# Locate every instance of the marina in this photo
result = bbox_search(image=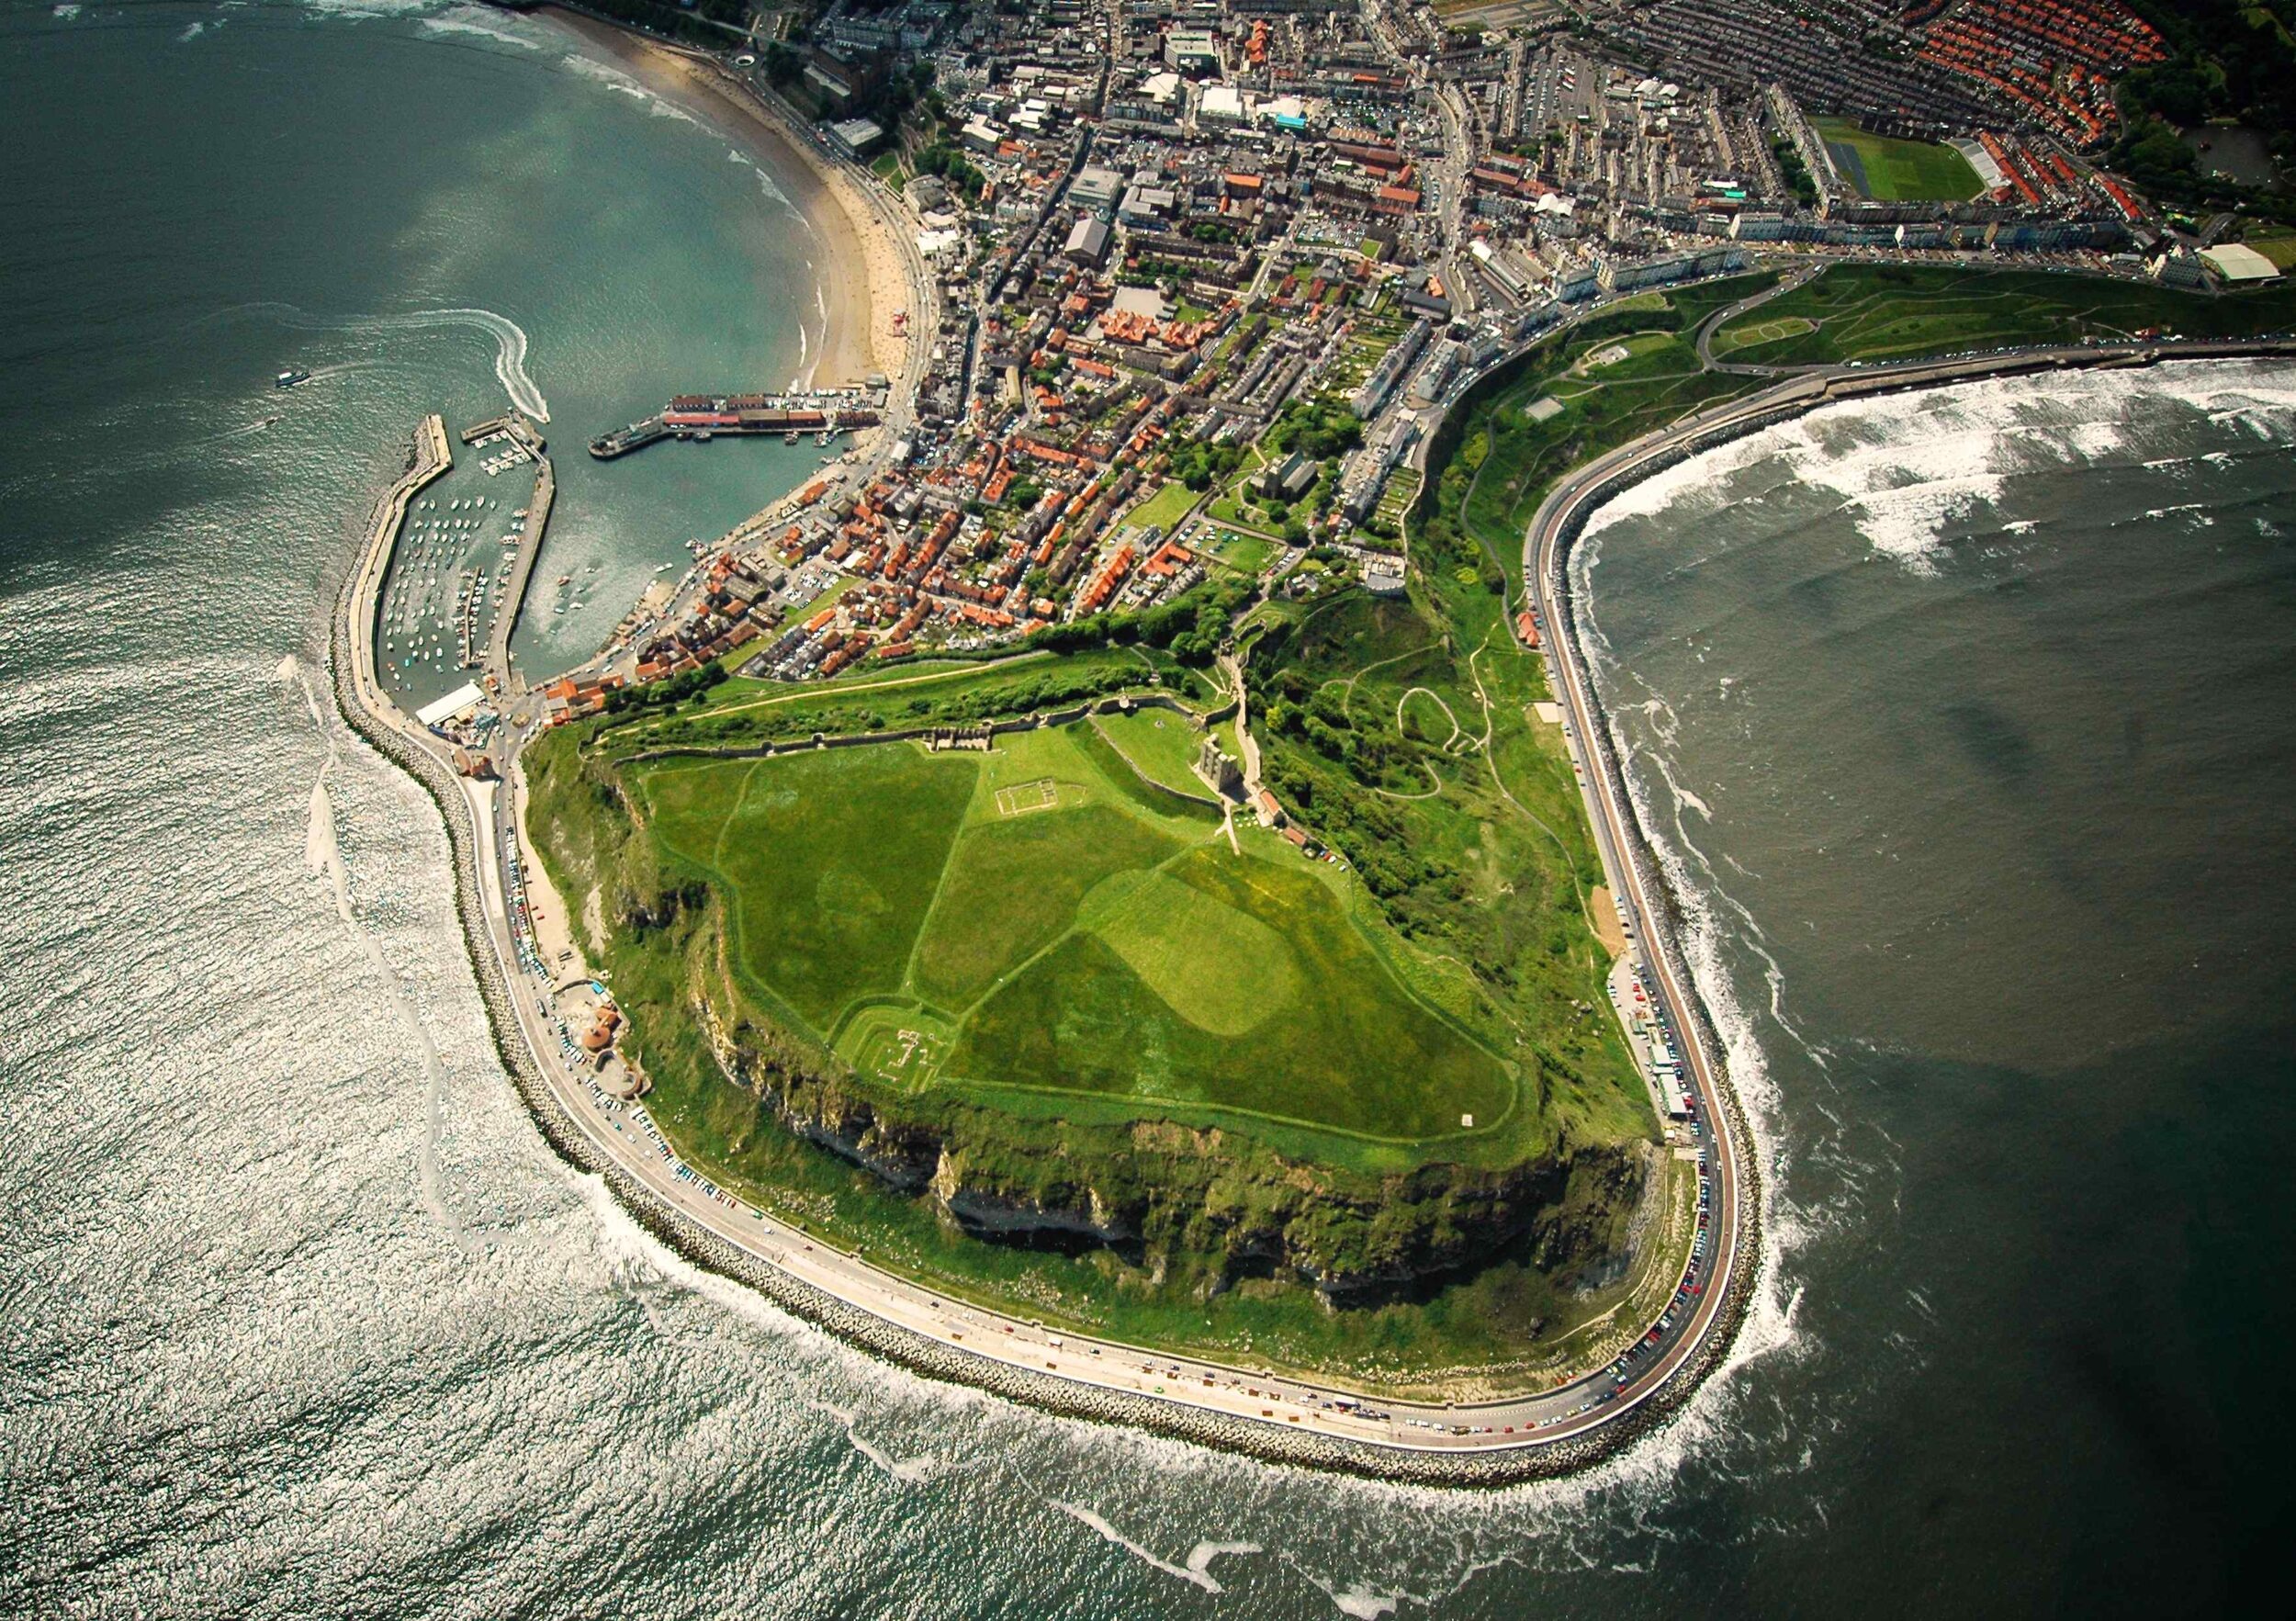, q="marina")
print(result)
[372,412,554,715]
